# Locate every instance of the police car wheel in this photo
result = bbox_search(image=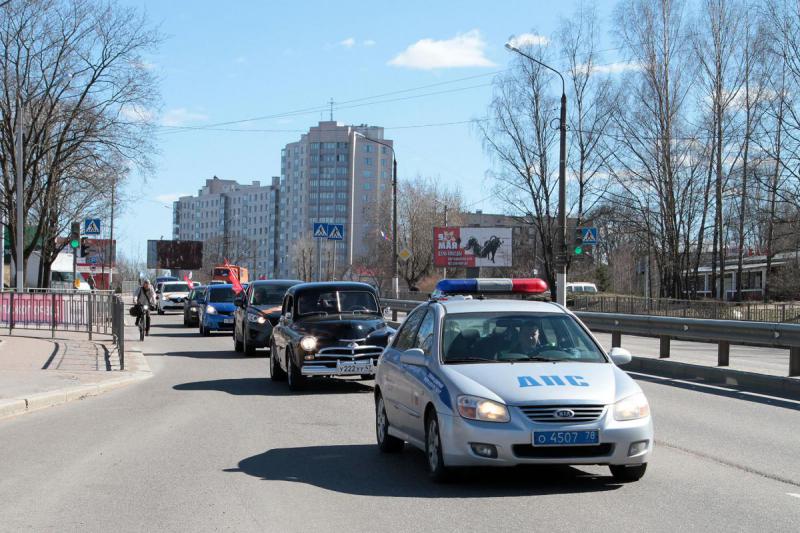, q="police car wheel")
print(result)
[375,394,403,453]
[425,413,450,482]
[270,341,286,381]
[610,463,647,482]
